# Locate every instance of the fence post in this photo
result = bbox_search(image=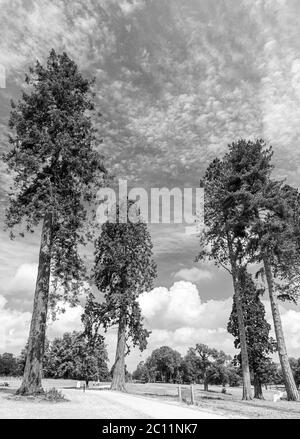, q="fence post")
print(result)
[190,384,195,405]
[178,385,182,402]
